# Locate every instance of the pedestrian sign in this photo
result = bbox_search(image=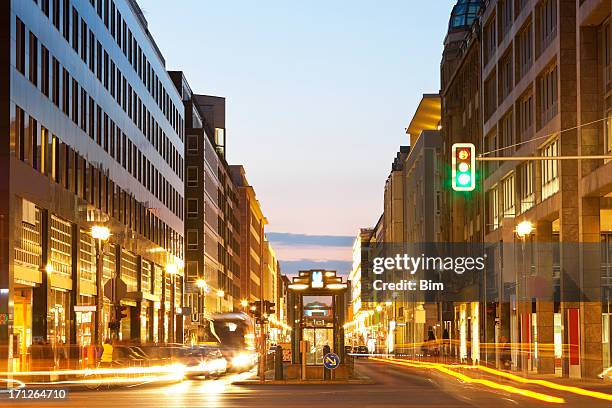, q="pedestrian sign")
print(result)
[323,353,340,369]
